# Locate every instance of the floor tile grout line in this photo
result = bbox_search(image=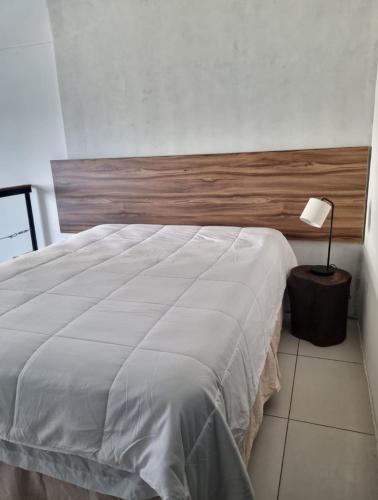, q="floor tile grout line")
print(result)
[264,411,288,419]
[276,405,289,499]
[263,413,375,437]
[276,332,299,499]
[259,413,374,437]
[273,320,371,498]
[288,418,375,437]
[277,350,298,356]
[295,353,363,365]
[263,414,288,421]
[278,350,363,365]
